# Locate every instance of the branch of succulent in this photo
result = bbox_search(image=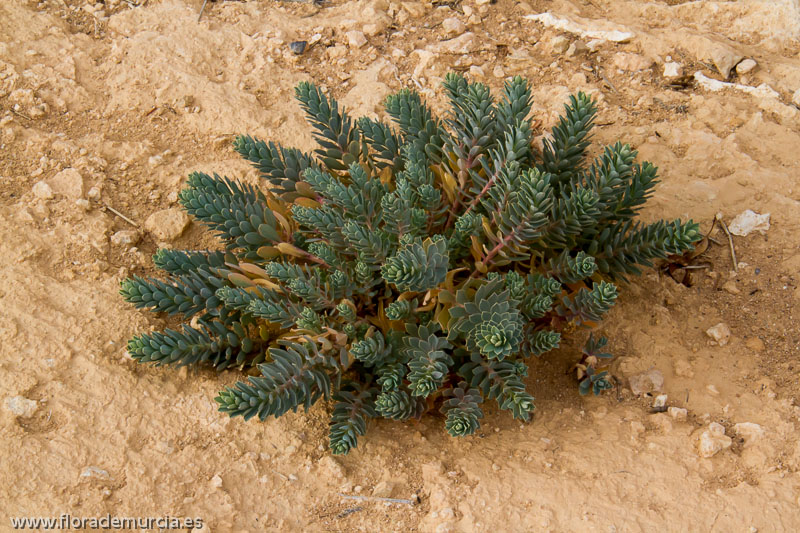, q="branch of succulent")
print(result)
[120,73,701,454]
